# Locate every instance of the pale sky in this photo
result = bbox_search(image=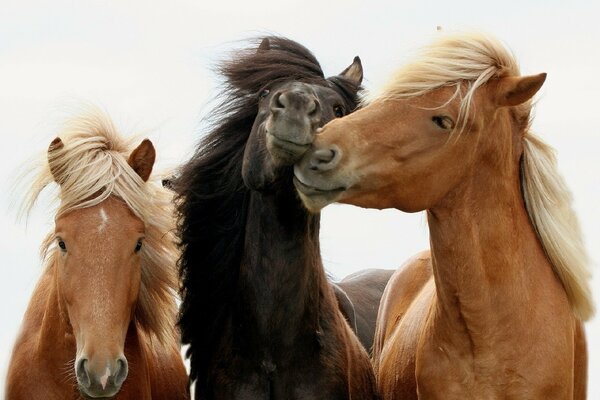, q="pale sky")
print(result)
[1,0,599,397]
